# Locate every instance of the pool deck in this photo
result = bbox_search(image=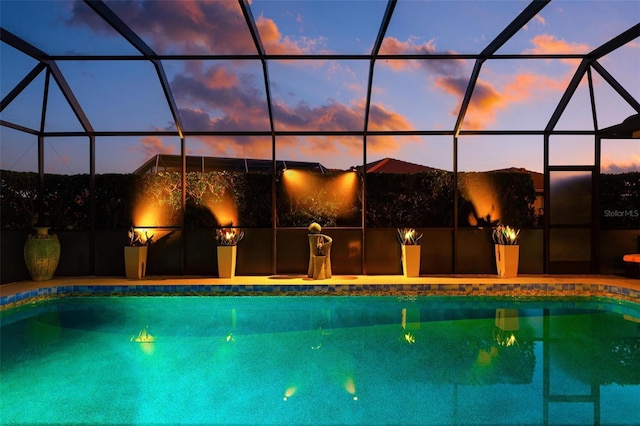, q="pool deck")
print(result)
[1,274,639,309]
